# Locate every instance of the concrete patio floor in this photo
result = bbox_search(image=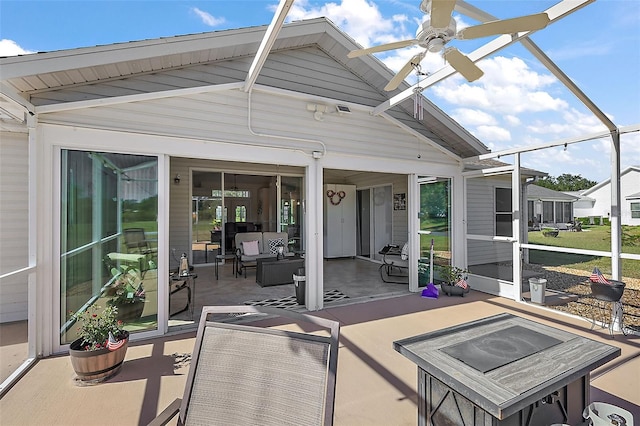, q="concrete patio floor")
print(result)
[1,288,638,425]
